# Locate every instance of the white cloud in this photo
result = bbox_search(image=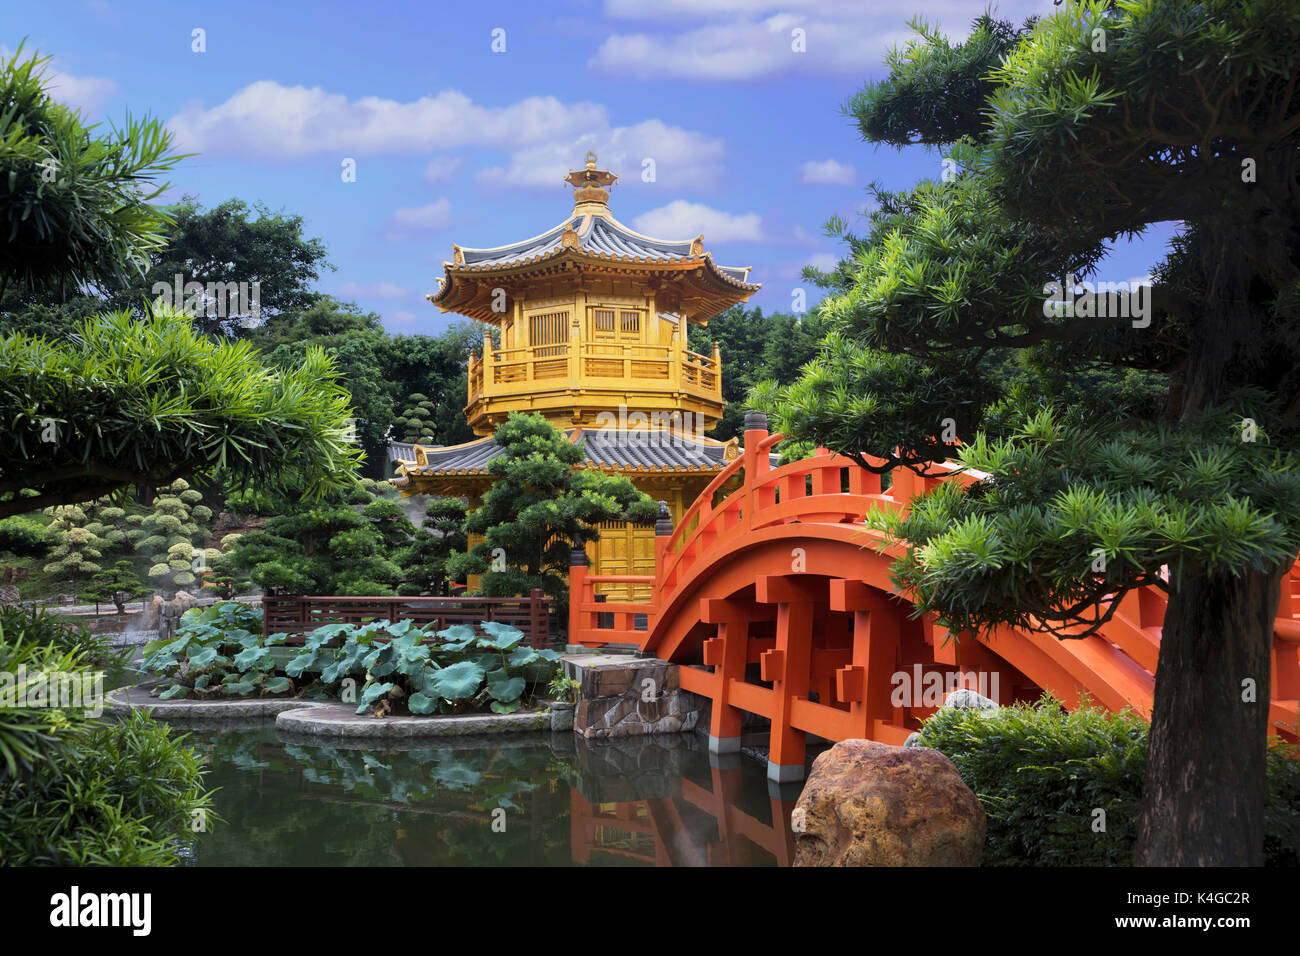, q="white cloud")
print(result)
[167,82,606,158]
[633,200,763,242]
[339,281,409,299]
[390,310,418,327]
[422,156,462,182]
[801,158,854,185]
[475,118,724,191]
[387,199,453,234]
[591,0,1053,80]
[165,81,726,189]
